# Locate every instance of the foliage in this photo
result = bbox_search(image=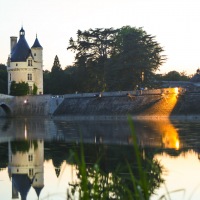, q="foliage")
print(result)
[10,81,29,96]
[67,28,118,92]
[67,118,164,200]
[48,55,71,94]
[32,83,38,95]
[105,26,166,90]
[161,70,190,81]
[67,26,166,92]
[0,64,8,94]
[42,27,192,95]
[11,140,38,154]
